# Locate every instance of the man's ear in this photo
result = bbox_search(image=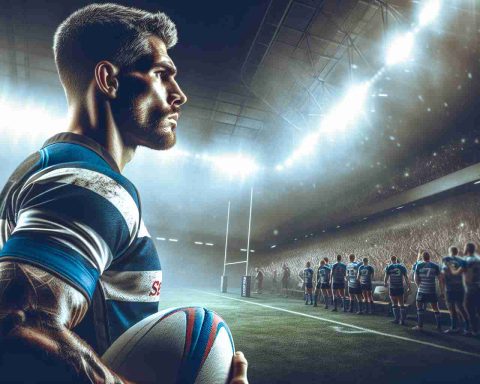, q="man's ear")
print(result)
[94,61,119,99]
